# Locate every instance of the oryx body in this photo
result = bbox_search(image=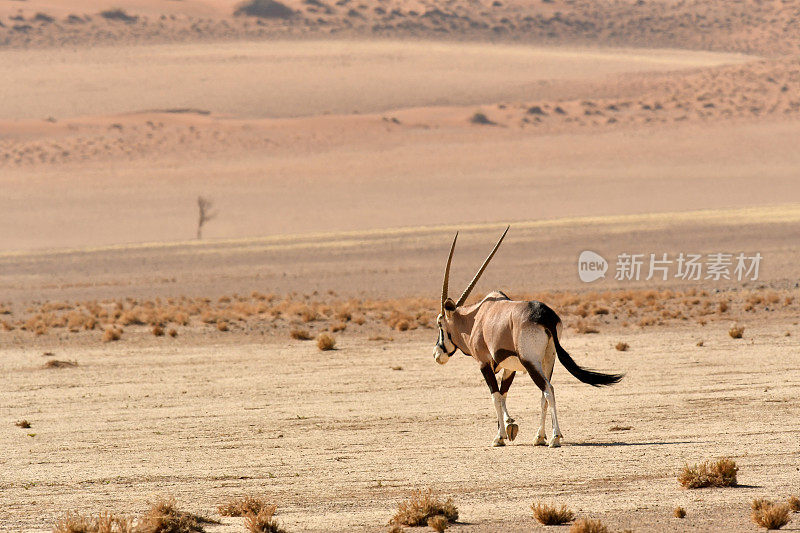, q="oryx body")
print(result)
[434,228,623,447]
